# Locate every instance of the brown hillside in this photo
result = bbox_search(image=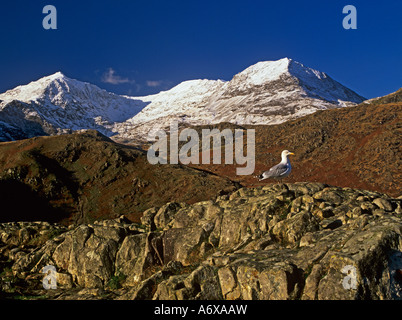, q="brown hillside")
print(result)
[0,130,238,224]
[369,87,402,104]
[190,100,401,197]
